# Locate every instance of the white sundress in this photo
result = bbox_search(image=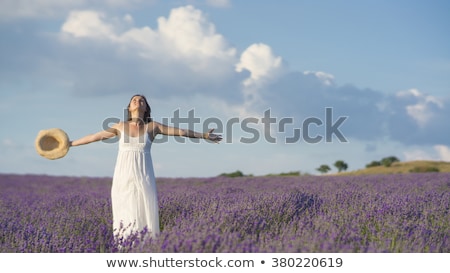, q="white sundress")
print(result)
[111,124,160,239]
